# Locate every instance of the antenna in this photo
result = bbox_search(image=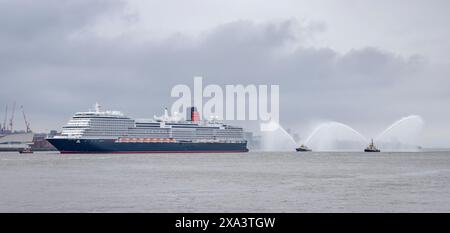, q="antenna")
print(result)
[21,105,31,133]
[9,102,16,132]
